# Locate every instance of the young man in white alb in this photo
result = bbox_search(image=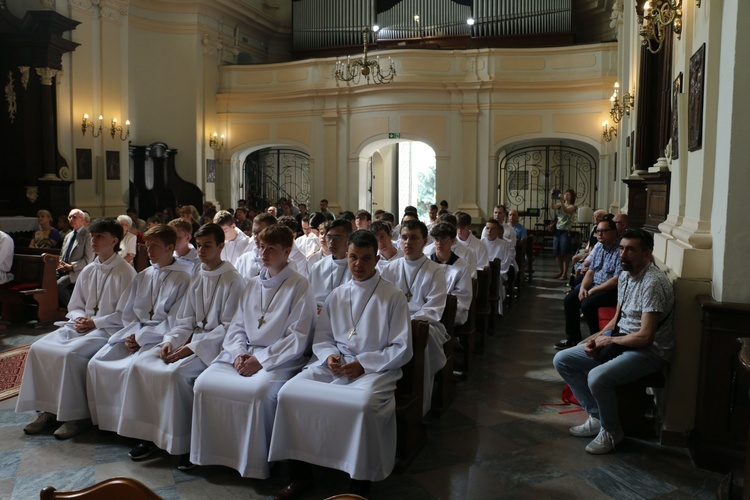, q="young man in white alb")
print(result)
[371,219,403,274]
[190,224,316,478]
[422,213,477,277]
[17,218,136,439]
[86,224,193,434]
[168,218,201,272]
[482,218,517,316]
[454,211,489,273]
[429,222,473,326]
[115,223,243,467]
[269,230,412,499]
[277,215,309,278]
[234,212,276,282]
[380,219,448,415]
[214,209,252,266]
[309,218,352,309]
